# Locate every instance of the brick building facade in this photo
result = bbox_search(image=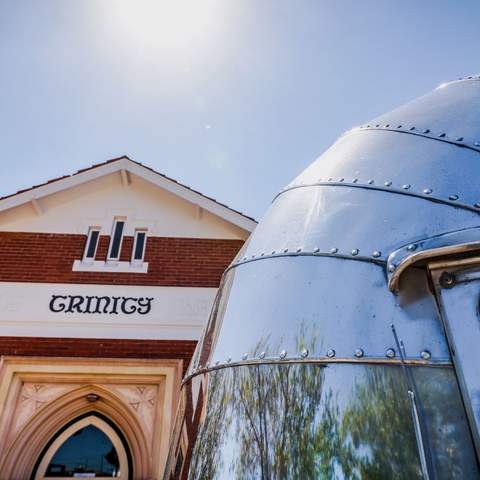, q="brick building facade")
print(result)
[0,157,255,479]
